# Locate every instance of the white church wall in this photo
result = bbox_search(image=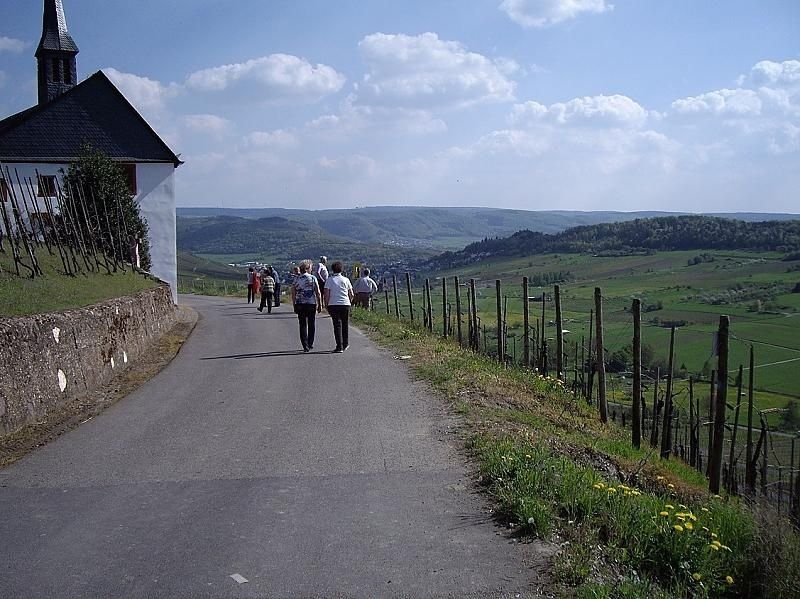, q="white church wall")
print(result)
[135,163,177,304]
[0,162,64,236]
